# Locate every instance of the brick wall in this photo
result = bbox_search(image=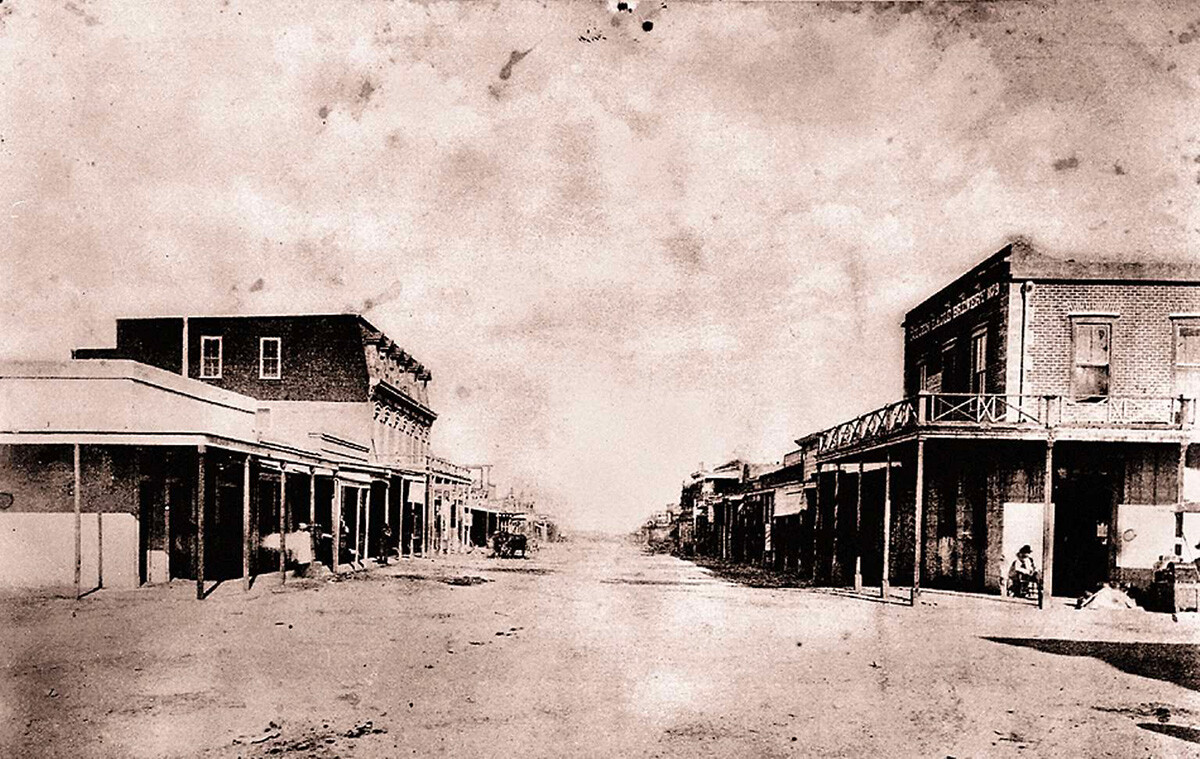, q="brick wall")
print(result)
[115,318,185,373]
[184,315,370,402]
[1024,282,1200,398]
